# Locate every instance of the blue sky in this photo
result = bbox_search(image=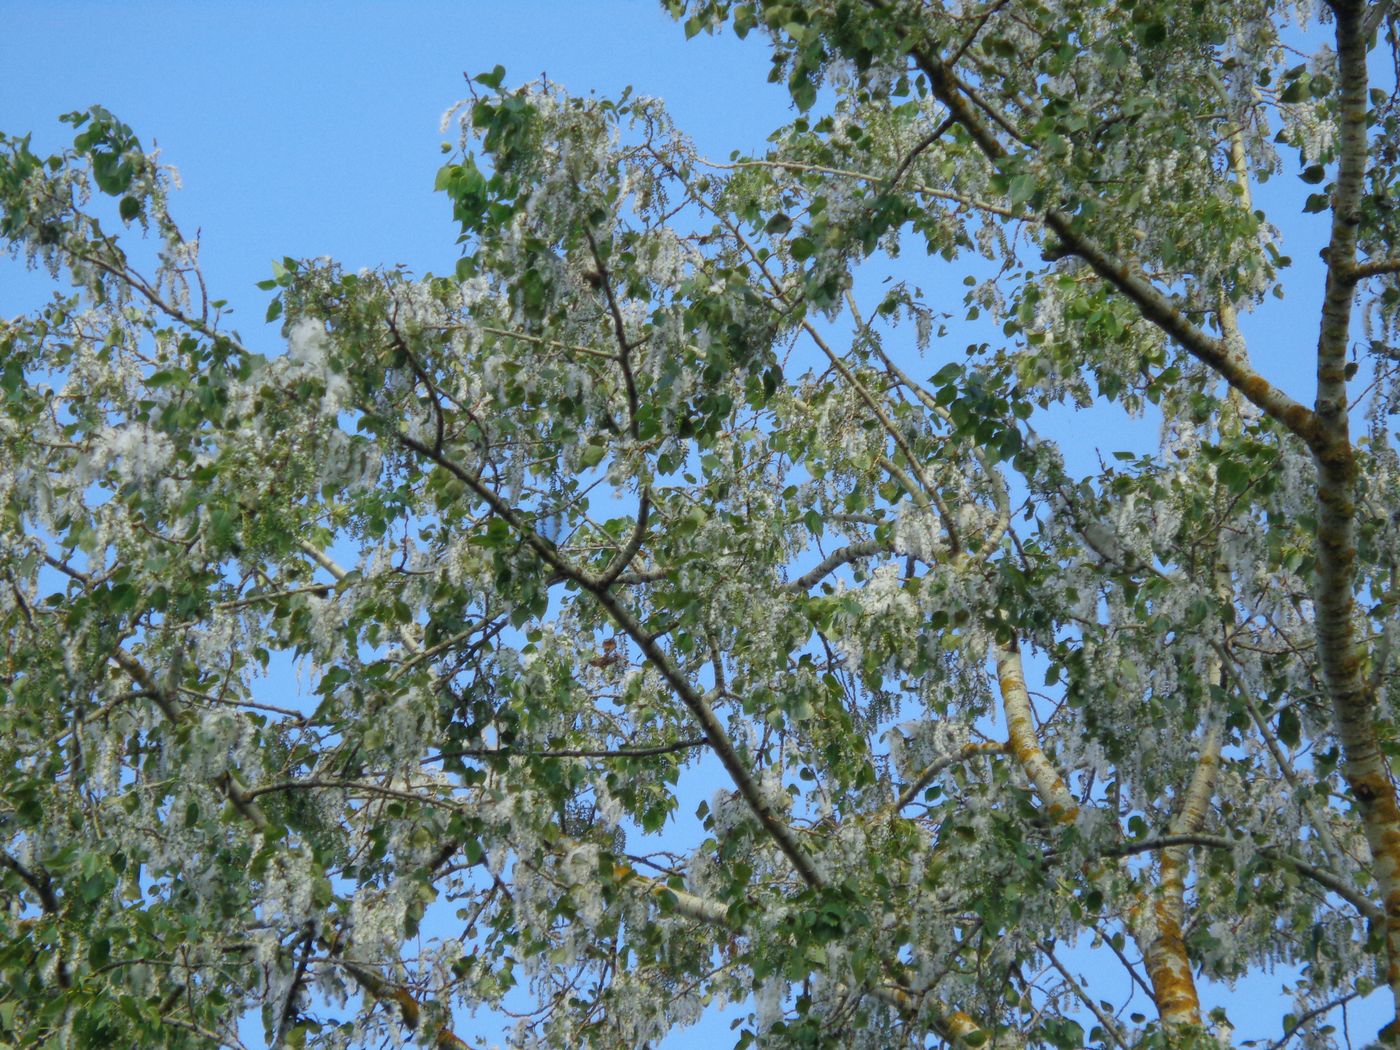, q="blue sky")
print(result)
[1,1,792,349]
[1,2,1388,1048]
